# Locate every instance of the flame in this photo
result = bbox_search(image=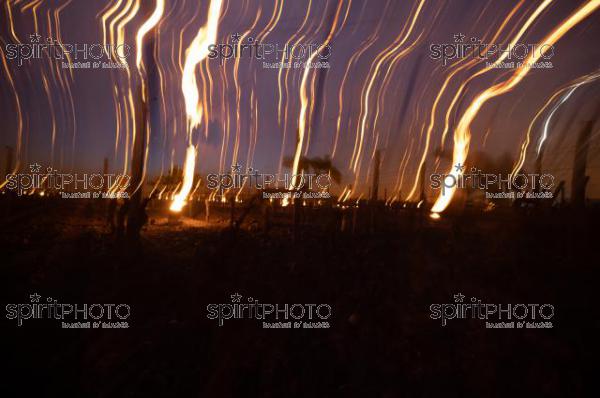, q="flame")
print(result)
[170,145,197,212]
[171,0,223,212]
[181,0,223,131]
[430,0,600,216]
